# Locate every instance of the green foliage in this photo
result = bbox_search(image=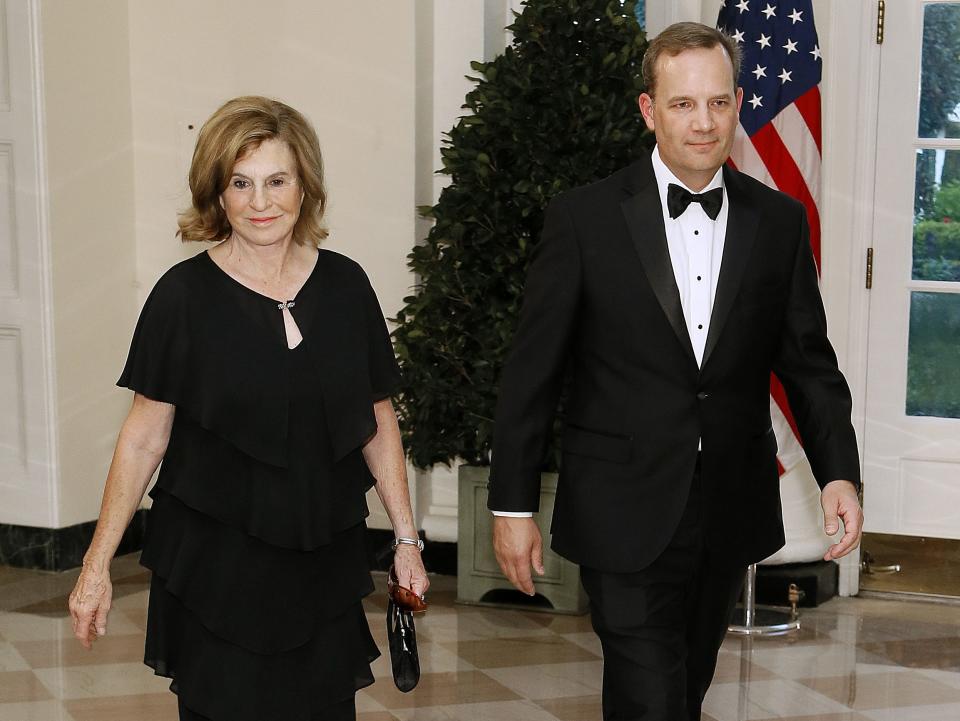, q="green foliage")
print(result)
[392,0,654,469]
[919,4,960,139]
[906,292,960,419]
[913,219,960,281]
[914,218,960,258]
[915,6,960,218]
[932,180,960,221]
